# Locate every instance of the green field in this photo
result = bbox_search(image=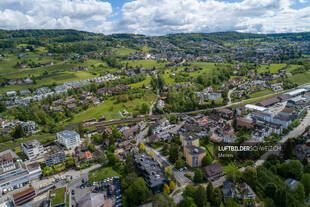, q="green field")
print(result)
[0,71,96,93]
[257,64,286,74]
[122,59,167,69]
[288,71,310,85]
[128,76,151,88]
[249,89,273,98]
[68,90,156,123]
[88,167,119,182]
[112,47,137,56]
